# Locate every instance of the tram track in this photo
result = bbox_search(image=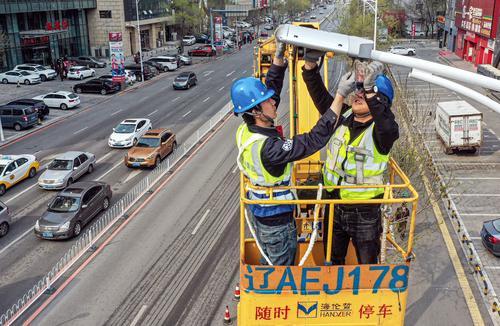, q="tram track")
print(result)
[105,165,239,325]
